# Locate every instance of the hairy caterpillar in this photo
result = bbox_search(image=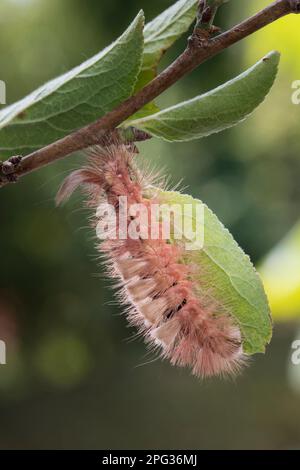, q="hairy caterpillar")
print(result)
[57,142,245,378]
